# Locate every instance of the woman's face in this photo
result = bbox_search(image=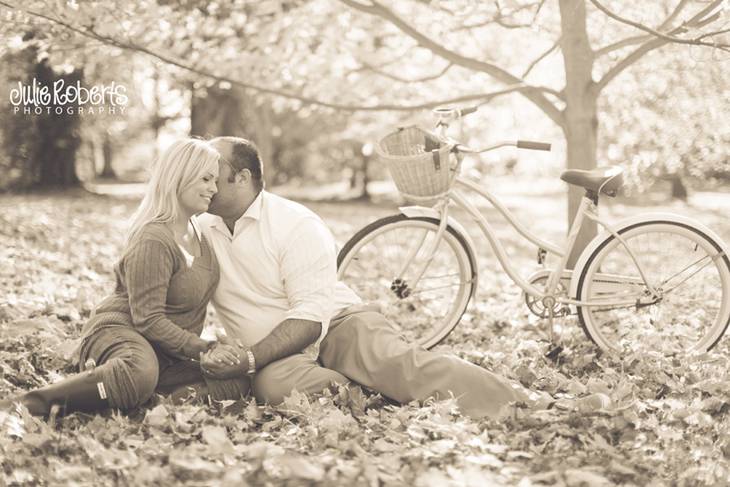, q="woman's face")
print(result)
[179,165,219,216]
